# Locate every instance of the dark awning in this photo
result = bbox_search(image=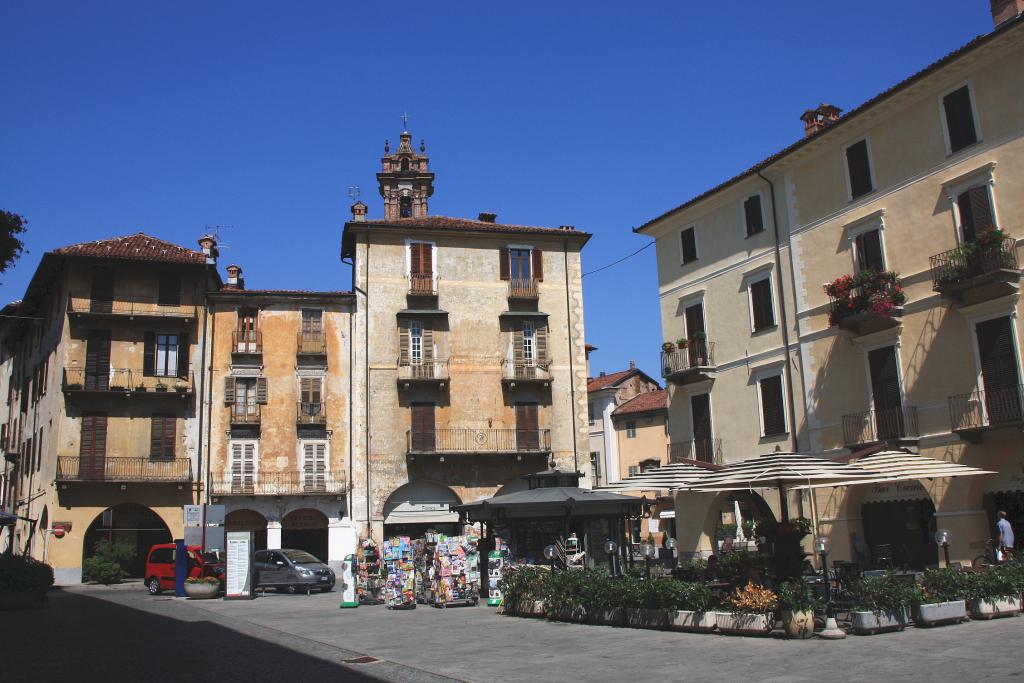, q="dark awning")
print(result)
[455,486,648,522]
